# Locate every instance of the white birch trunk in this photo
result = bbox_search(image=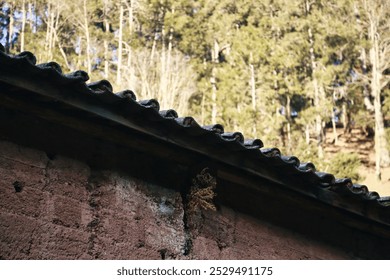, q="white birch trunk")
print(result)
[211,68,217,125]
[308,27,324,158]
[249,64,256,110]
[116,3,124,85]
[83,0,92,74]
[124,0,134,89]
[20,0,26,52]
[331,109,338,145]
[305,124,310,145]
